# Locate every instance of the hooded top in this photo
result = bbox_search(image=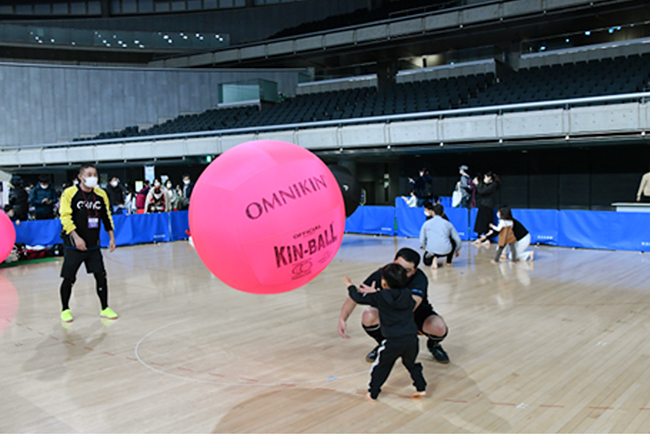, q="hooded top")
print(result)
[347,284,417,342]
